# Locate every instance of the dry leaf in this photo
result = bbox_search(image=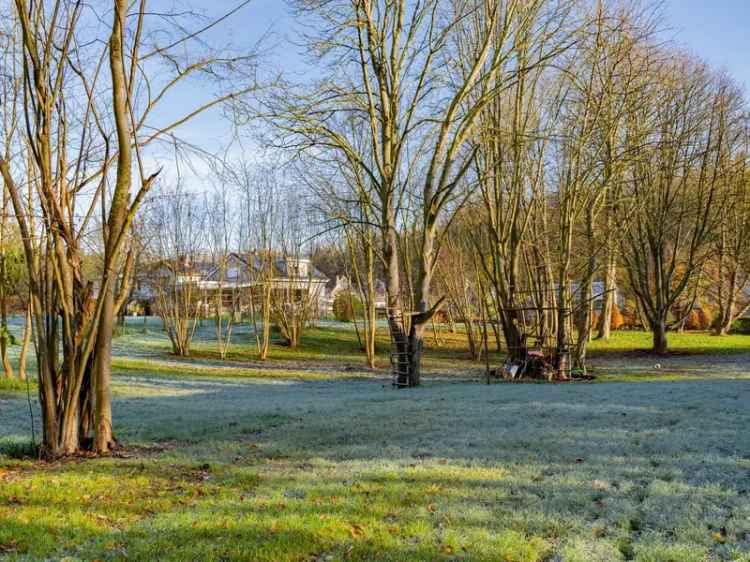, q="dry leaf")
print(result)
[350,524,365,539]
[441,544,455,555]
[427,503,437,513]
